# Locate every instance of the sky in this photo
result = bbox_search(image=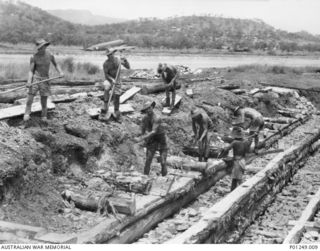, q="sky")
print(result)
[21,0,320,35]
